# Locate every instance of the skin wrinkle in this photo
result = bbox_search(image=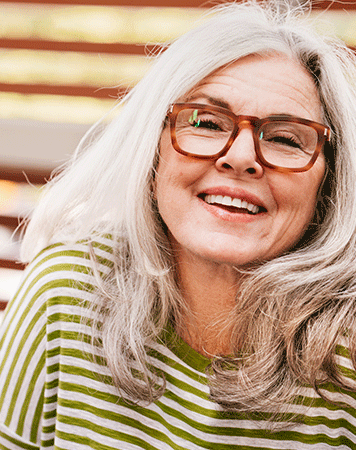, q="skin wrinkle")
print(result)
[186,53,325,121]
[189,76,322,120]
